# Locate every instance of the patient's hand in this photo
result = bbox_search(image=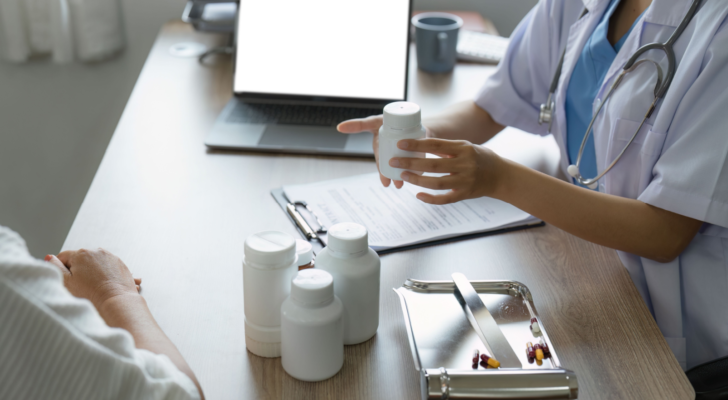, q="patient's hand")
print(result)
[46,249,142,310]
[337,115,405,189]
